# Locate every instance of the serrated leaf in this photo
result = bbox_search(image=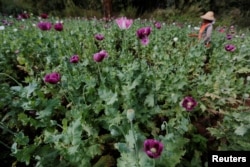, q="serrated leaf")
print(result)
[144,93,154,107]
[234,124,249,136]
[128,76,141,90]
[98,88,118,105]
